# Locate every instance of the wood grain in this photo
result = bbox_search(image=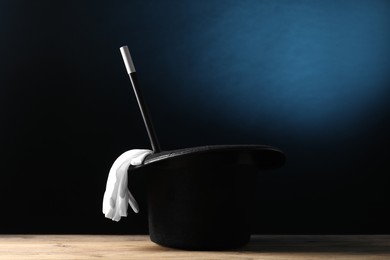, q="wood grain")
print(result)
[0,235,389,259]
